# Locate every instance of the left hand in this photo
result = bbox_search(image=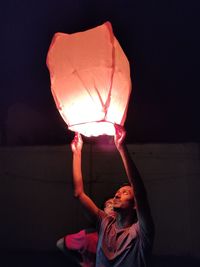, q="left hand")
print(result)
[114,124,126,150]
[71,132,83,153]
